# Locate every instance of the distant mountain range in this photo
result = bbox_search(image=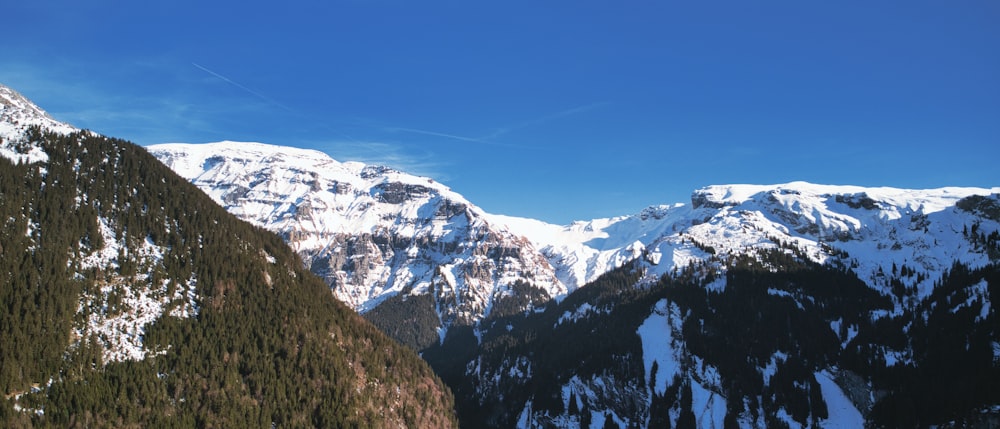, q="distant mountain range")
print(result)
[150,141,997,335]
[150,139,1000,427]
[4,81,998,428]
